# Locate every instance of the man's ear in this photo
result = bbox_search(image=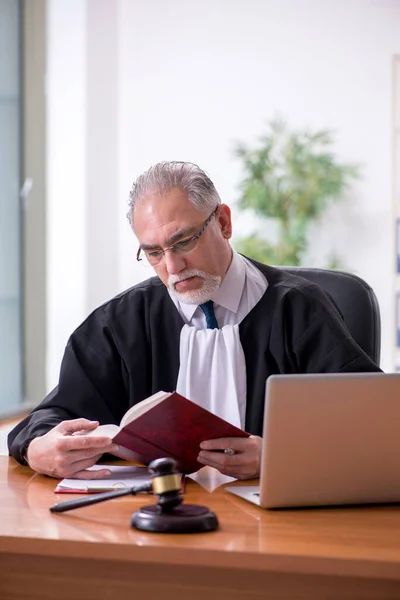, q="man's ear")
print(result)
[217,204,232,239]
